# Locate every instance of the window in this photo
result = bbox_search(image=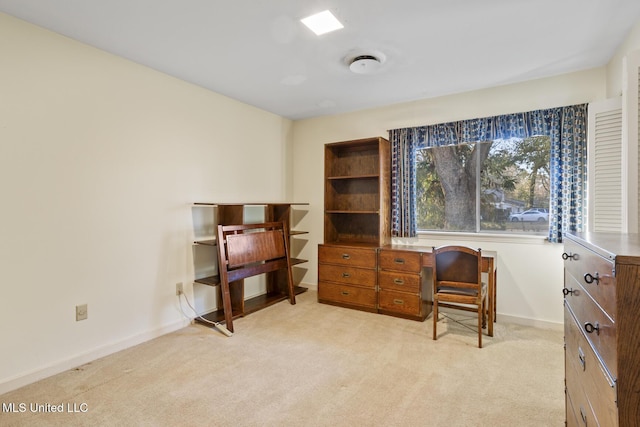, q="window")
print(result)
[415,136,551,235]
[389,103,587,242]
